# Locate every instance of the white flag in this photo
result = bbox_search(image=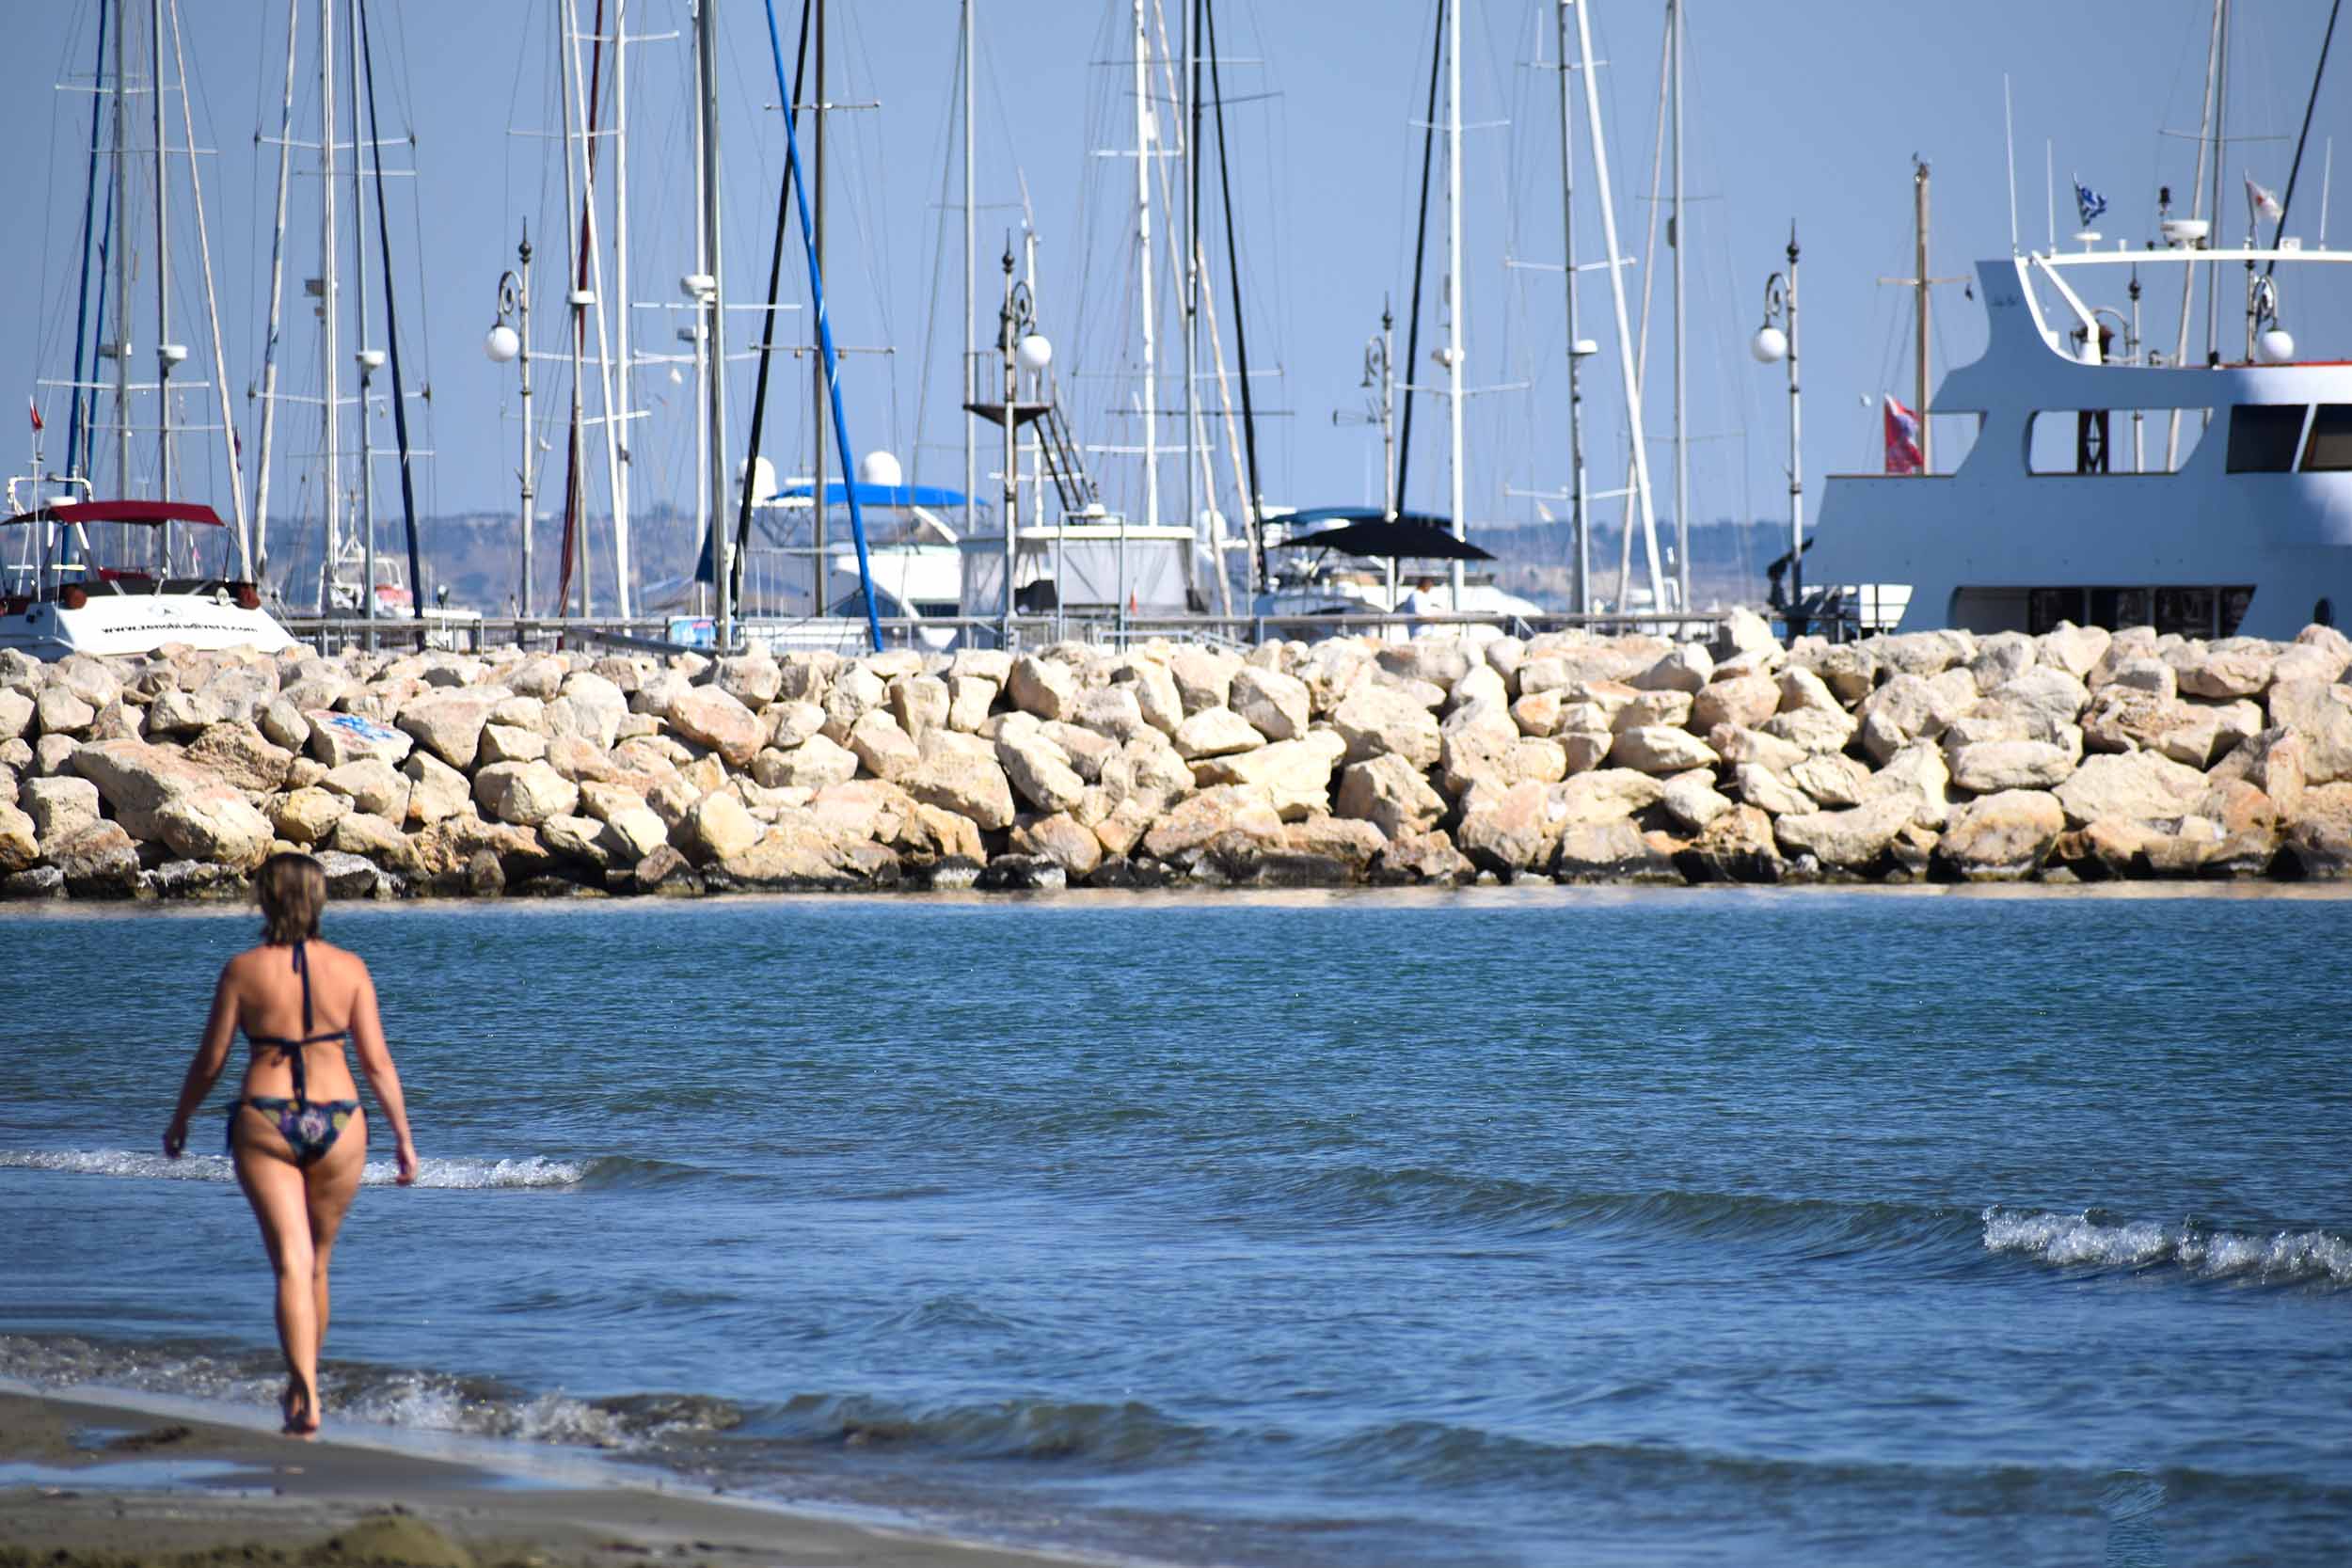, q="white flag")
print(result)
[2247,174,2284,223]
